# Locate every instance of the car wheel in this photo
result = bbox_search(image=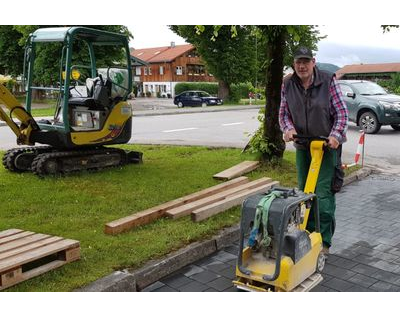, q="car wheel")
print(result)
[201,102,207,108]
[358,111,381,134]
[390,124,400,131]
[177,101,184,108]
